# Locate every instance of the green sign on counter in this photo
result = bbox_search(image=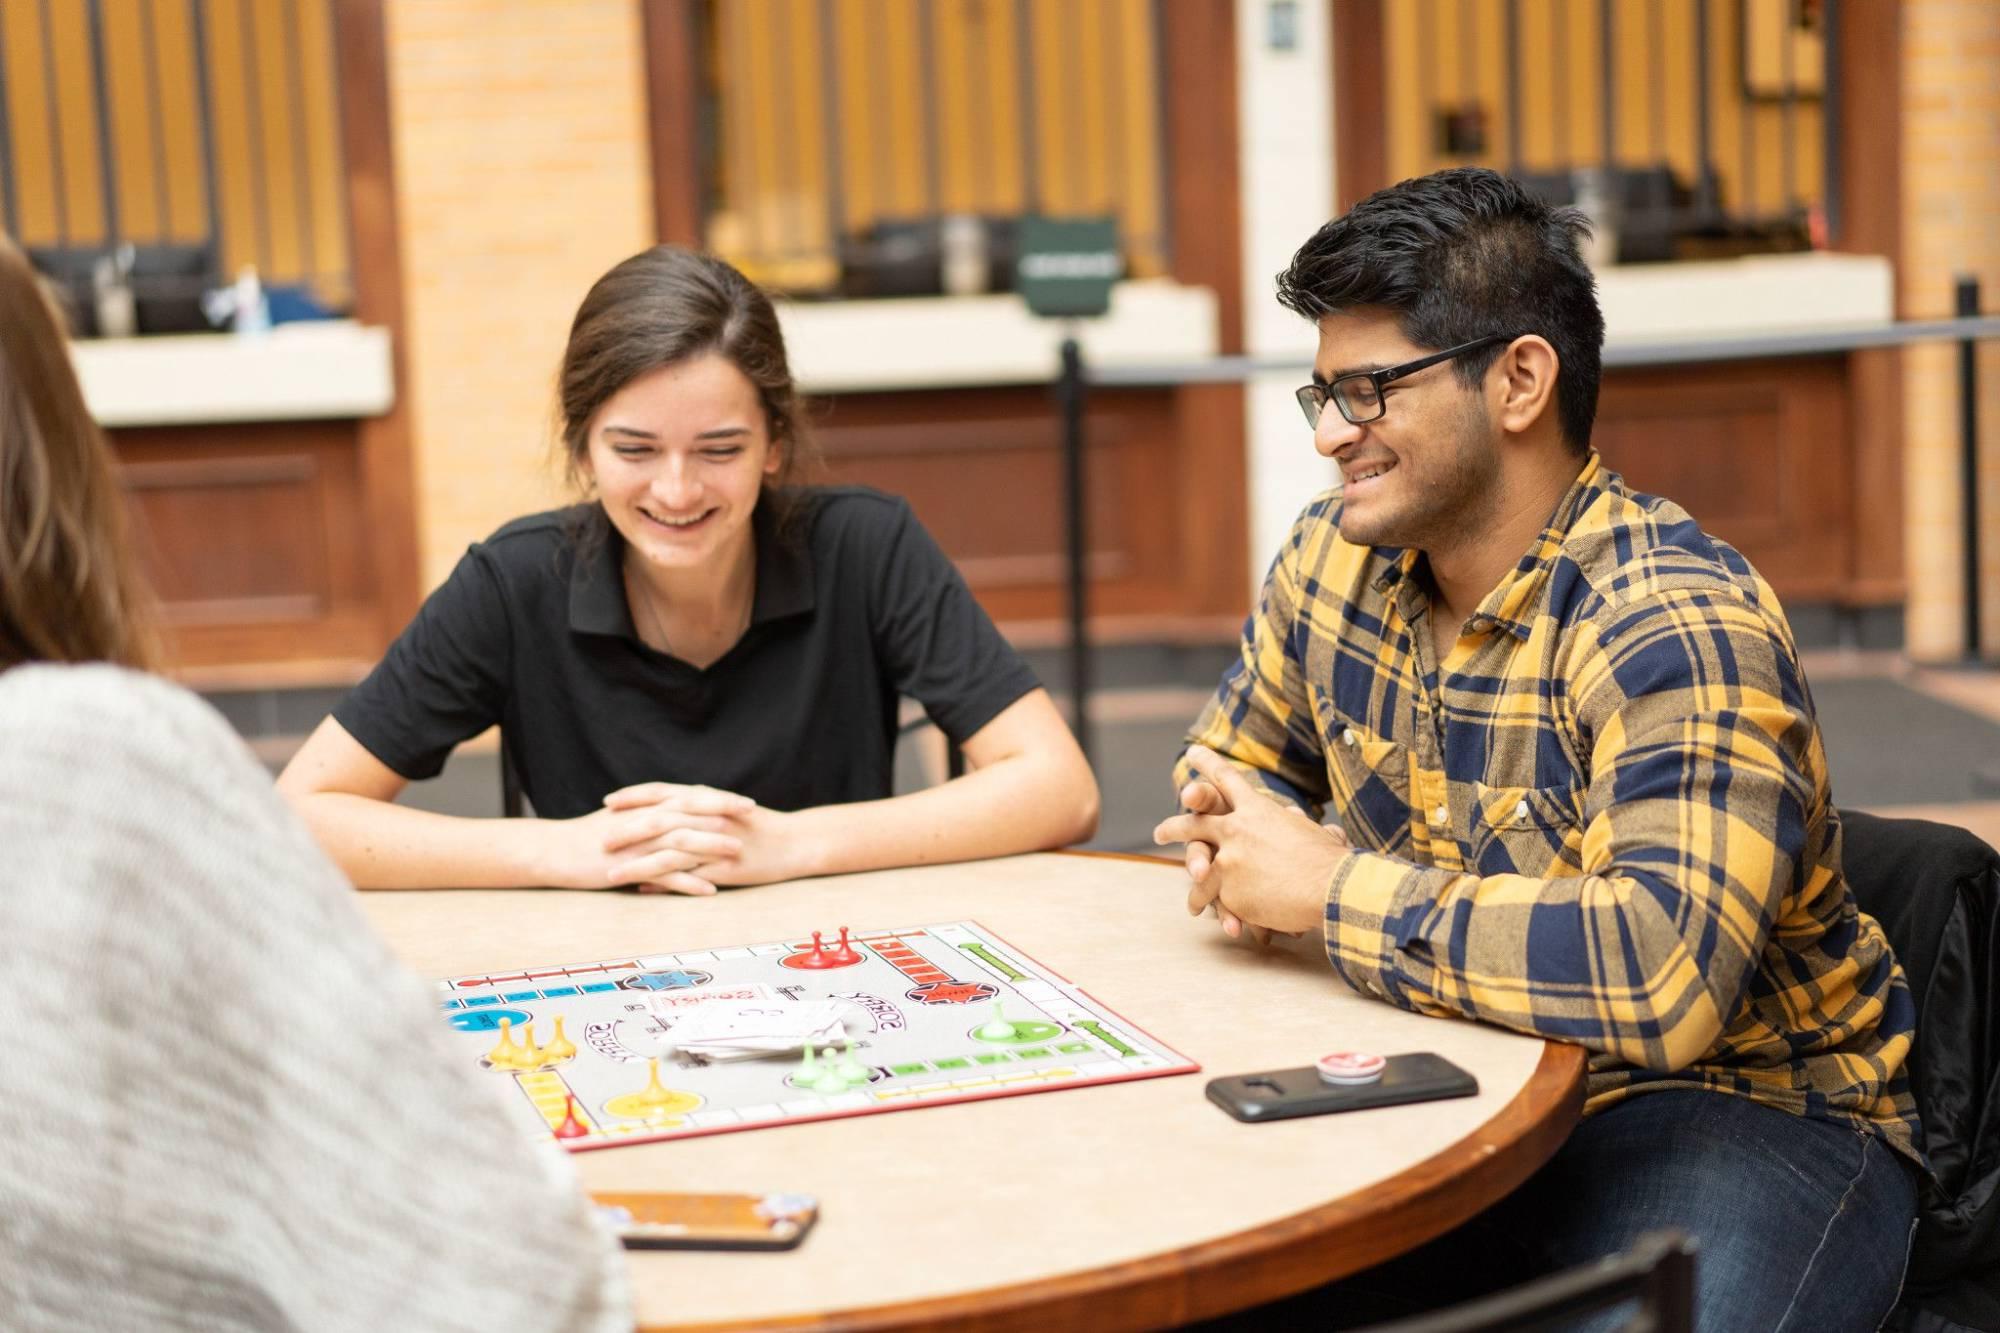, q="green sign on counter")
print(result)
[1015,217,1121,318]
